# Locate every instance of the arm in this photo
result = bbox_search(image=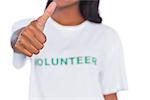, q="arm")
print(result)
[100,29,128,100]
[11,27,24,53]
[11,28,27,69]
[104,93,118,100]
